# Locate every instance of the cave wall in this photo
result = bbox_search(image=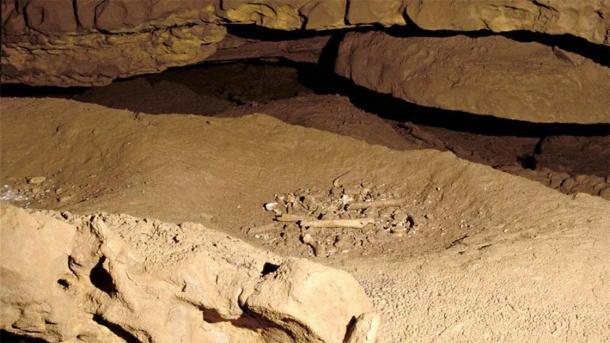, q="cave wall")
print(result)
[2,0,609,87]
